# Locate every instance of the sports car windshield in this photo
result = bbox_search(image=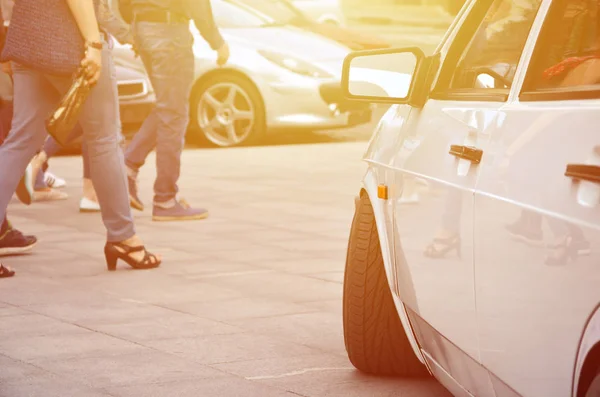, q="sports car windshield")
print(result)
[239,0,307,25]
[212,0,273,27]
